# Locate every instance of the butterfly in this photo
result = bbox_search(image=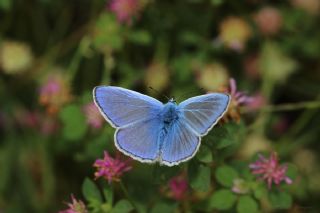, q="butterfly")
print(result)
[93,86,230,166]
